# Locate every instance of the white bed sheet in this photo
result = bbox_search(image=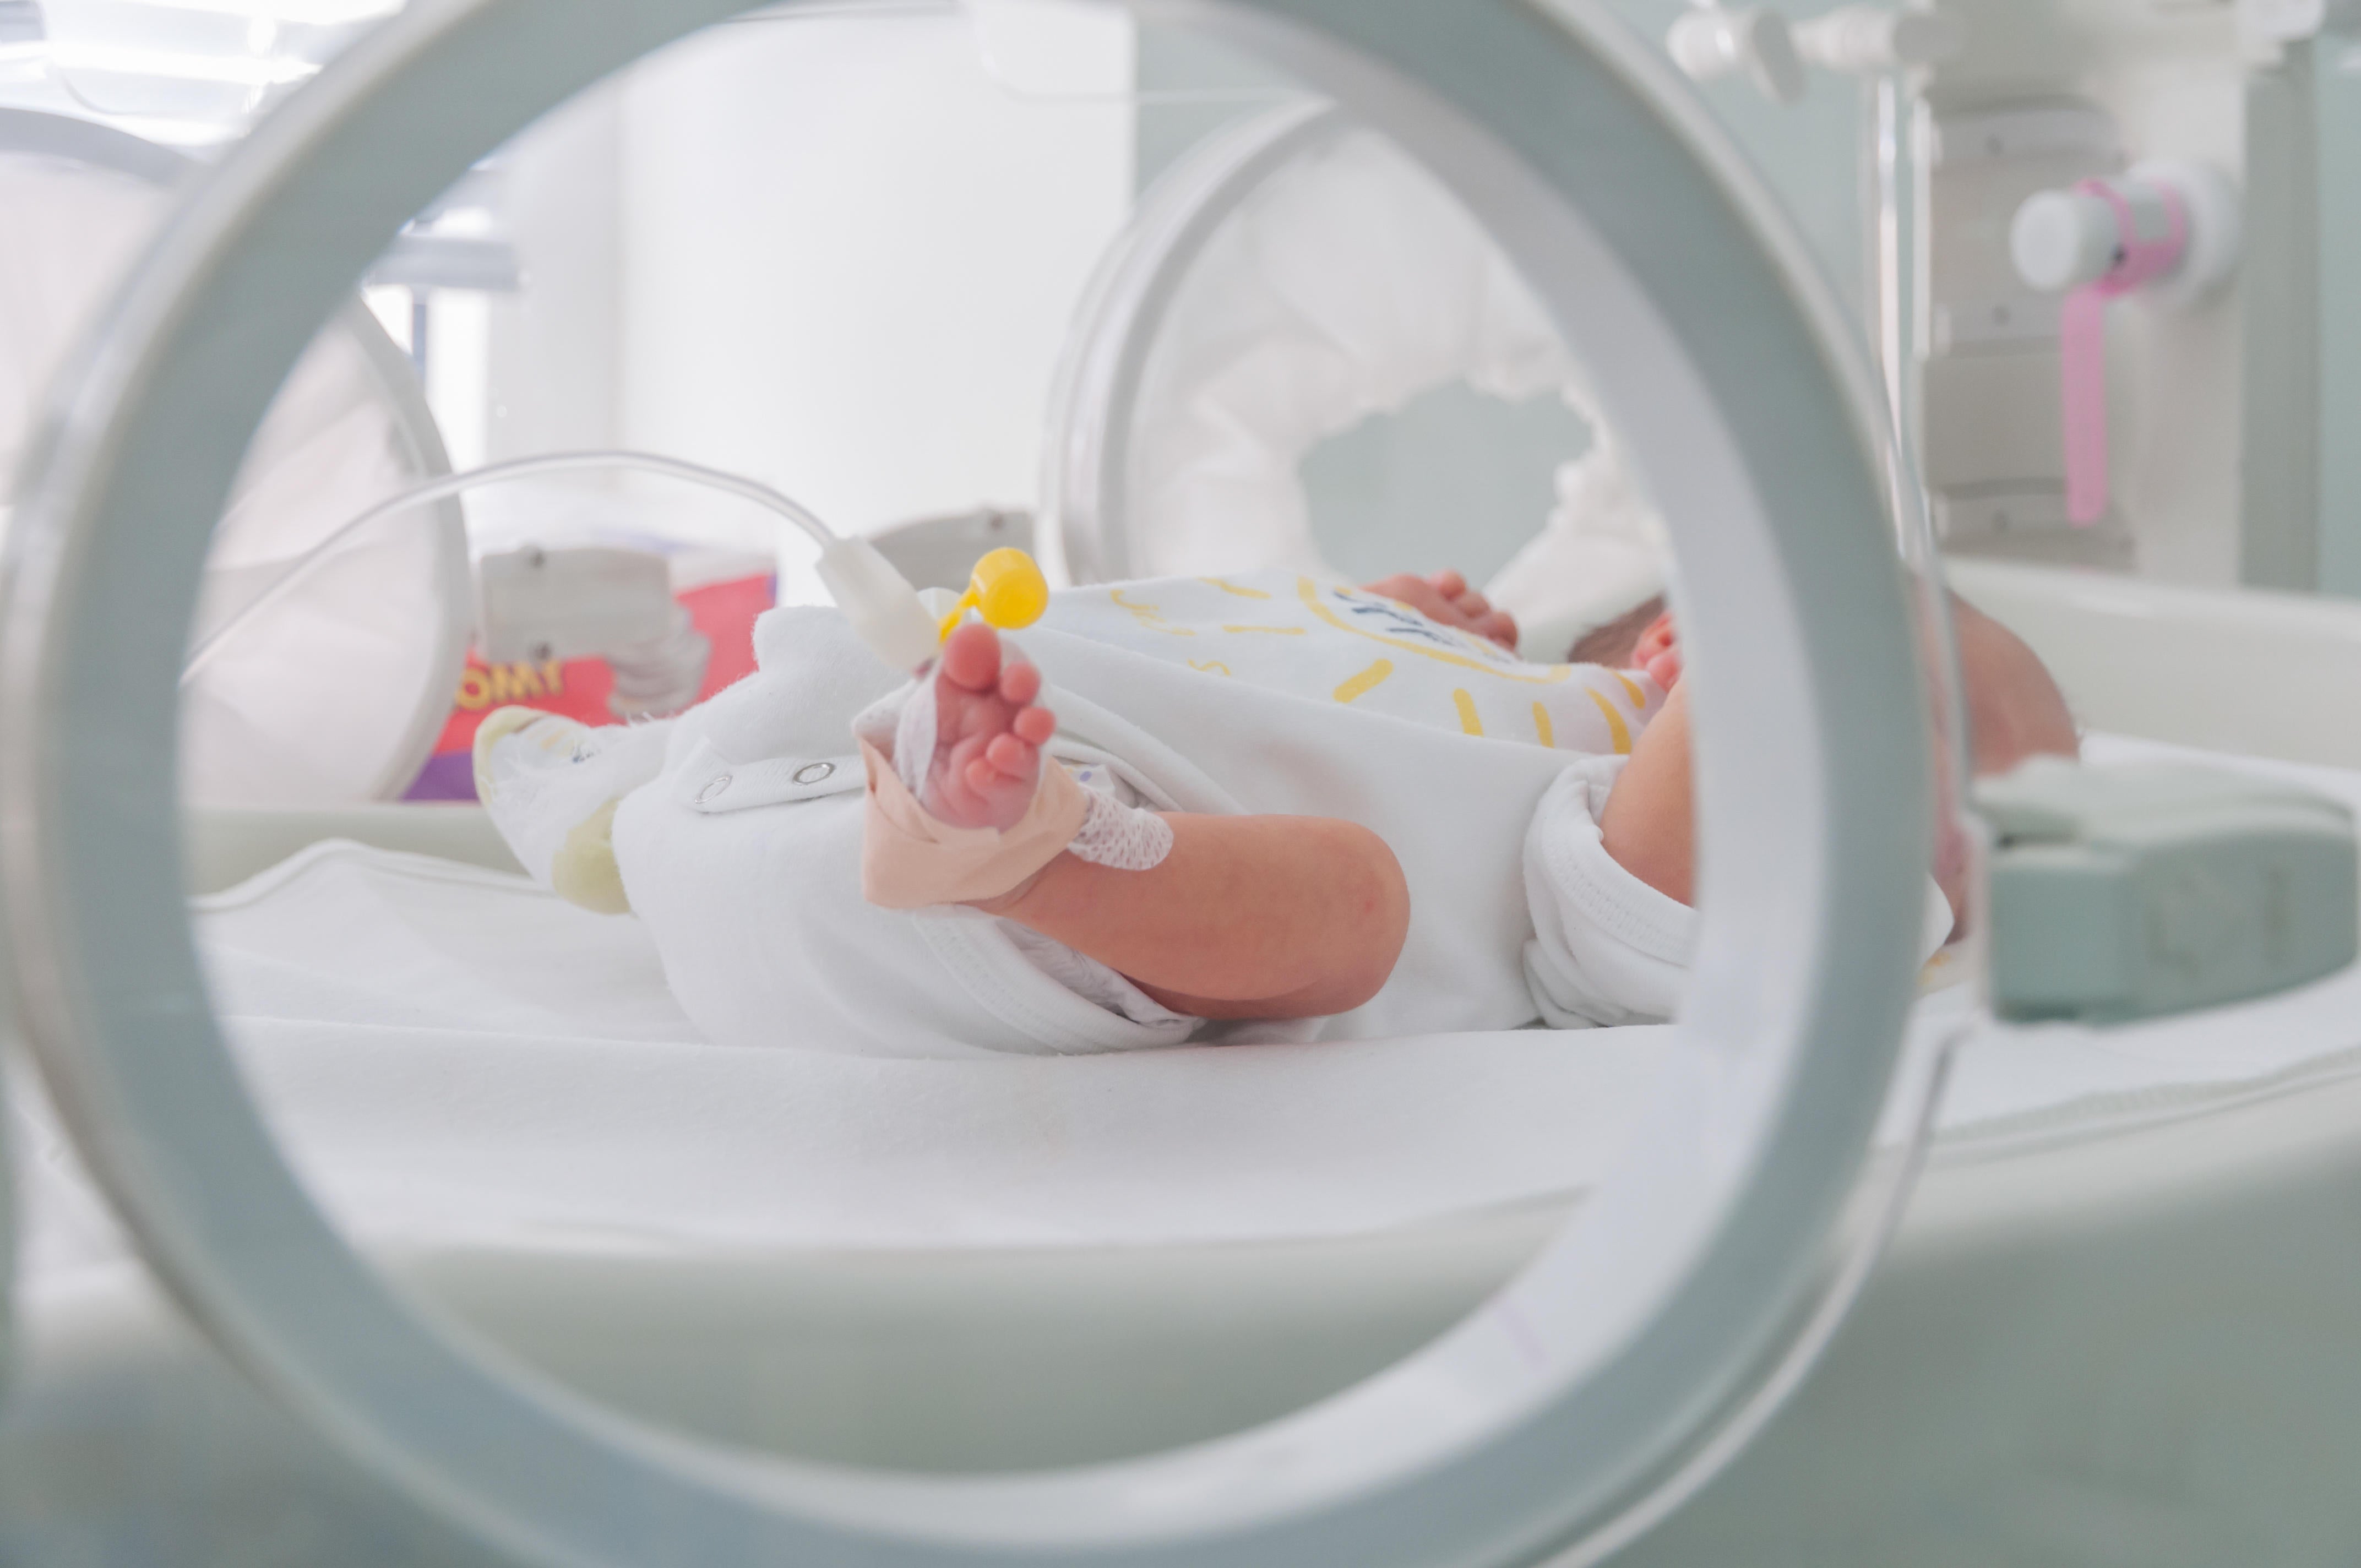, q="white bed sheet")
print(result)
[15,733,2361,1283]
